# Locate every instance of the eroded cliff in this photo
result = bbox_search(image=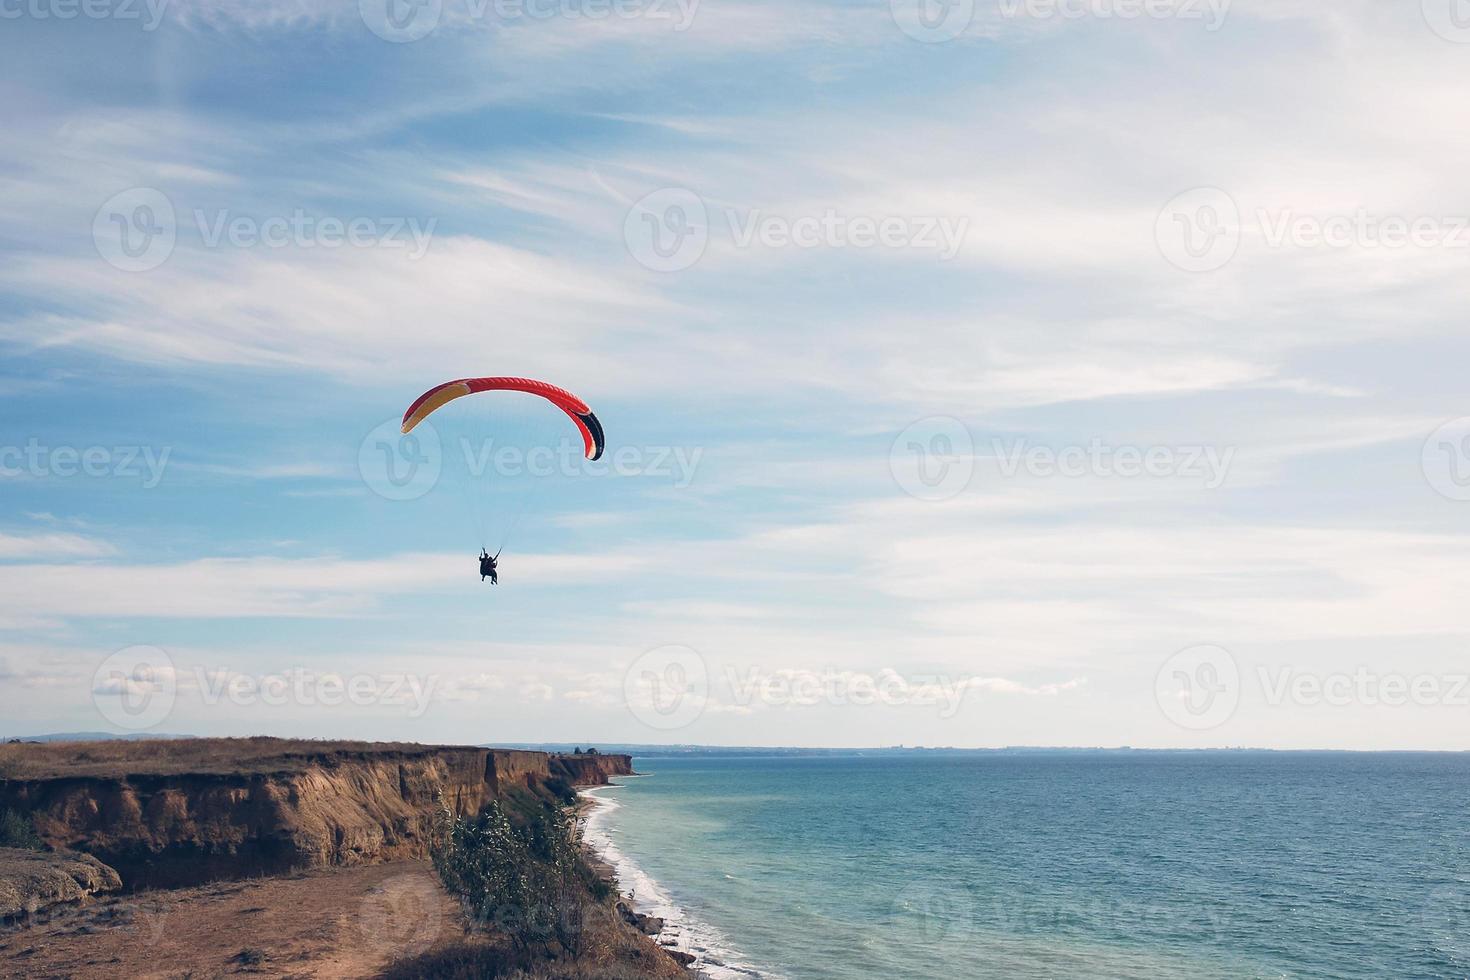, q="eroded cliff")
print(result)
[0,739,632,890]
[551,751,636,786]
